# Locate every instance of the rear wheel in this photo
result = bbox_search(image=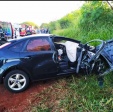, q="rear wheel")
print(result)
[4,70,30,93]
